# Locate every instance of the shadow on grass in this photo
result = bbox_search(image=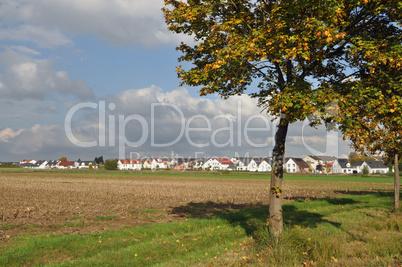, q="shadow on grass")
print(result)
[333,190,392,196]
[171,199,344,237]
[324,198,359,205]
